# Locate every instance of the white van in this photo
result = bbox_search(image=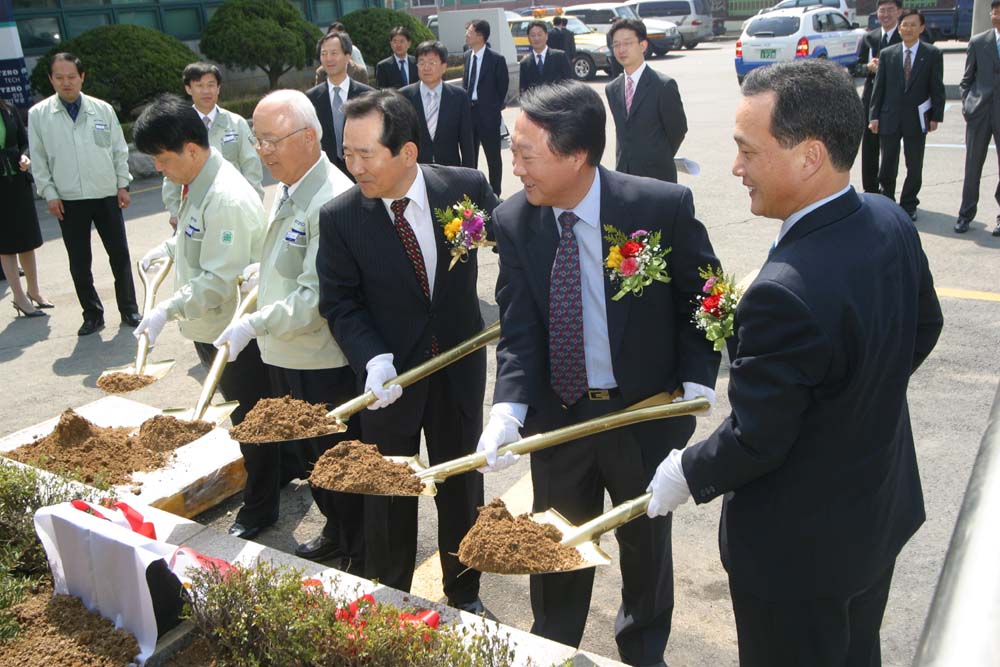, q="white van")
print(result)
[625,0,714,49]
